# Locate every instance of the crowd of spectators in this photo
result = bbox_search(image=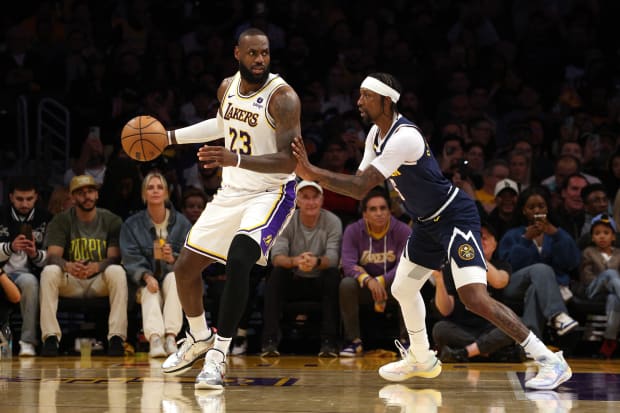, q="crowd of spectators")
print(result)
[2,1,620,358]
